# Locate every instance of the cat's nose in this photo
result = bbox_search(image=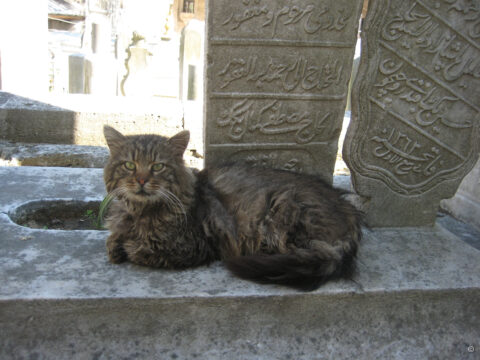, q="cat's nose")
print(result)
[136,177,148,186]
